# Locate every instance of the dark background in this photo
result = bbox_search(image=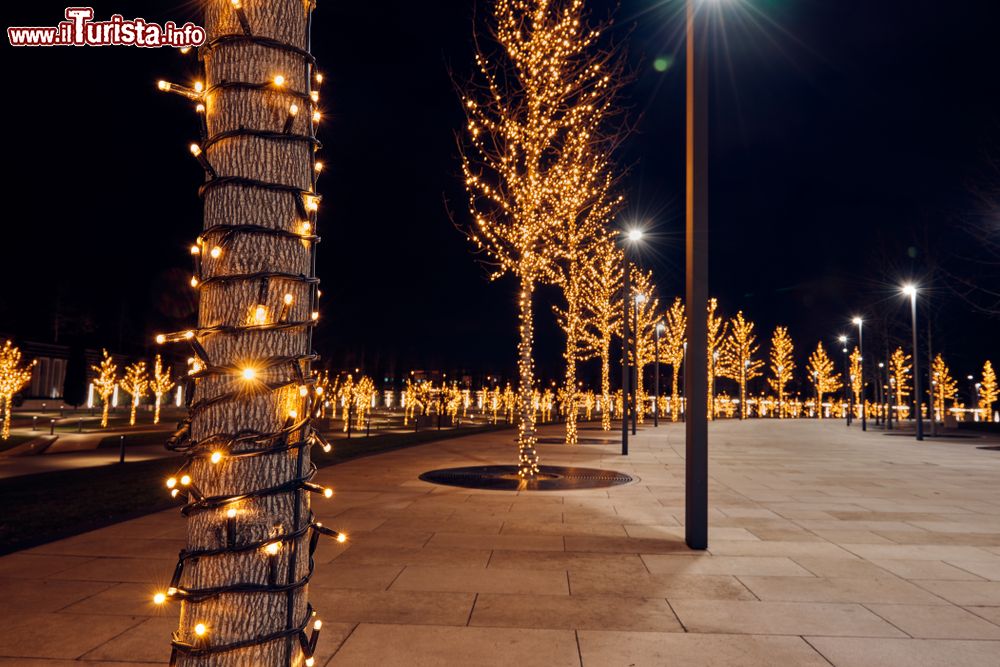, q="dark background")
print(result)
[1,0,997,391]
